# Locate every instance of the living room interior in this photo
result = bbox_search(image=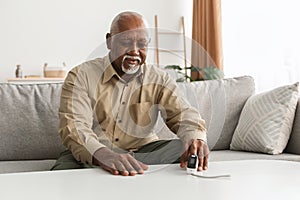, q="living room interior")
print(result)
[1,0,300,199]
[1,0,300,91]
